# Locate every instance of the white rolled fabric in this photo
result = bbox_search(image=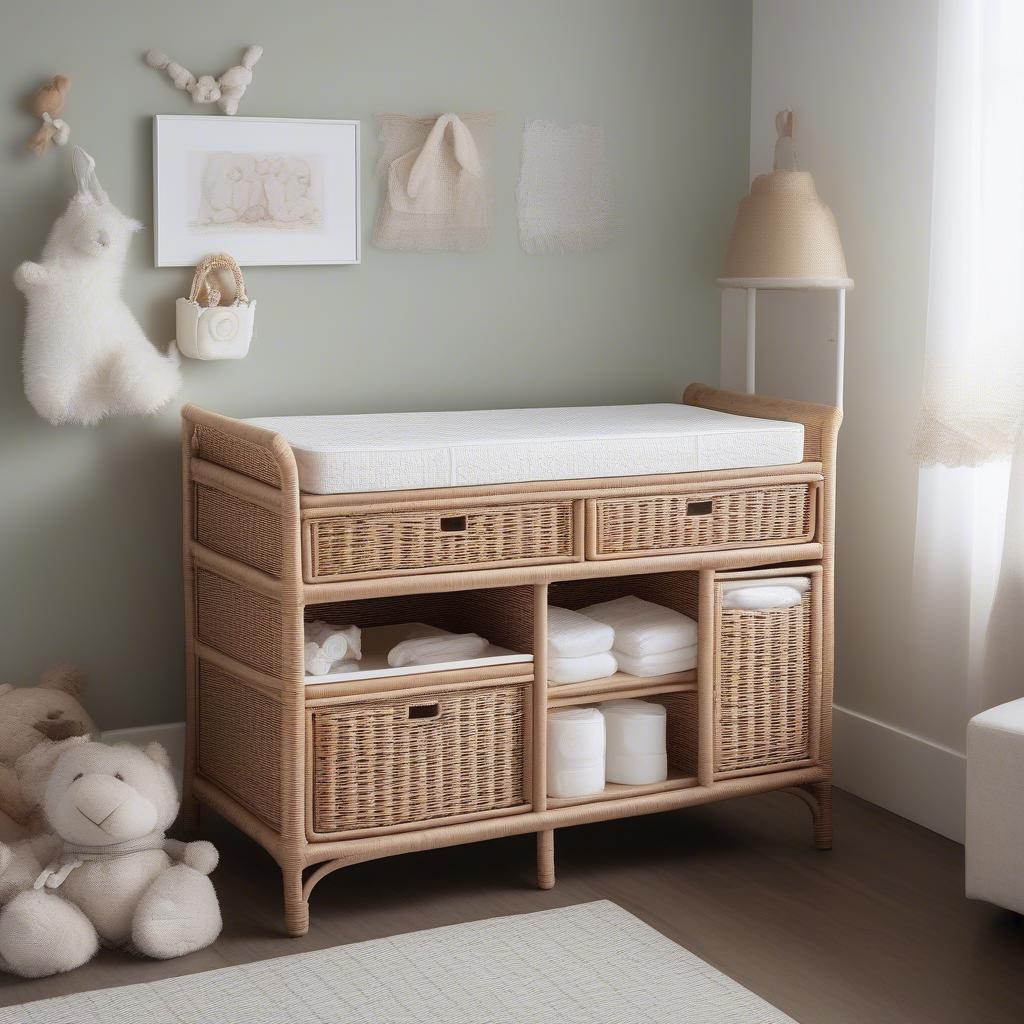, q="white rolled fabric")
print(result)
[719,576,810,595]
[303,622,363,676]
[547,651,618,685]
[614,645,697,678]
[580,596,698,657]
[546,707,606,798]
[721,585,803,611]
[546,605,615,658]
[602,699,667,785]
